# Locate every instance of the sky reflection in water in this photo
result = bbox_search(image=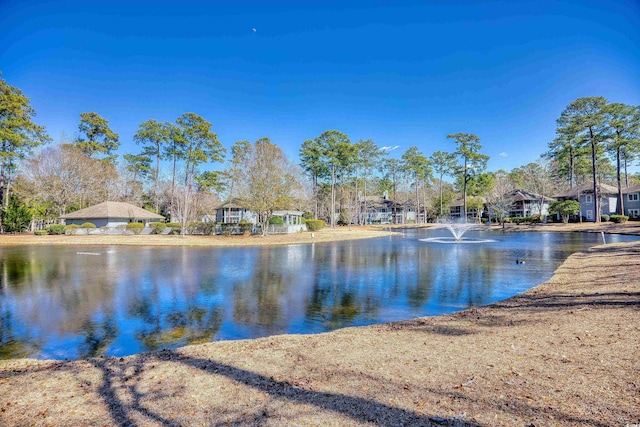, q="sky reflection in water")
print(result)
[1,229,637,360]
